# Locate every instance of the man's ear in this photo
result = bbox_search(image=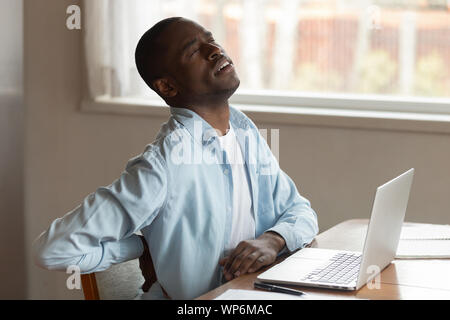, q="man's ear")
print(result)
[152,78,178,98]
